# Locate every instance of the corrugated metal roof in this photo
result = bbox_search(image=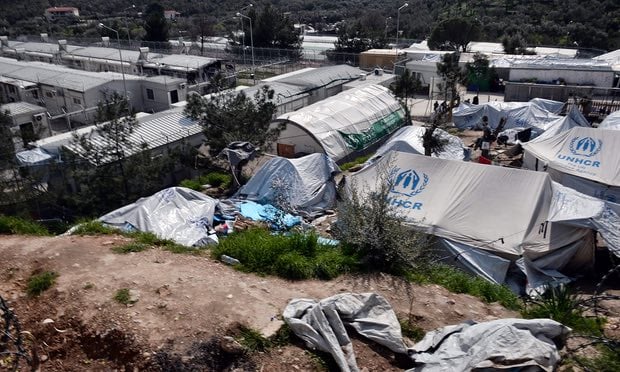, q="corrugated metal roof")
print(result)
[242,82,309,104]
[66,46,141,62]
[63,108,202,164]
[0,57,140,91]
[0,102,46,116]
